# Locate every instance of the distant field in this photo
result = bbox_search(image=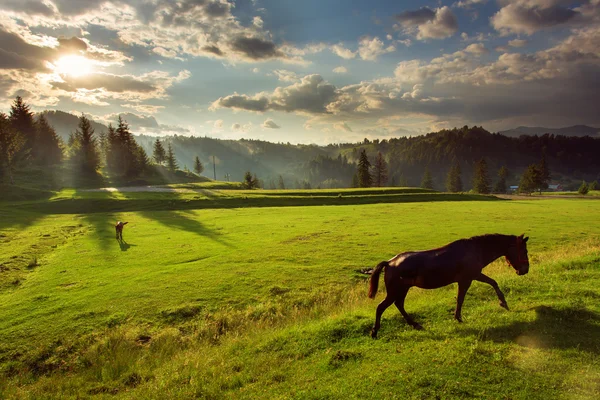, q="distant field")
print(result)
[1,192,599,399]
[534,190,600,197]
